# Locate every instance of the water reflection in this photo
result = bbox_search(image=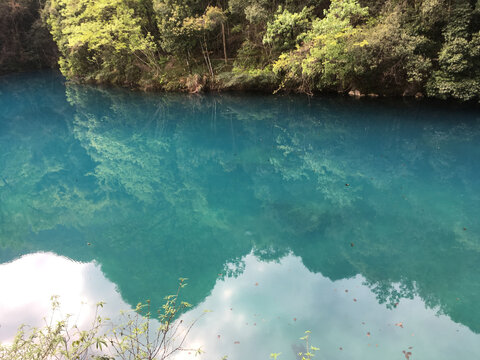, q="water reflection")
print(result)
[2,251,479,359]
[0,72,480,355]
[0,252,128,343]
[179,253,480,360]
